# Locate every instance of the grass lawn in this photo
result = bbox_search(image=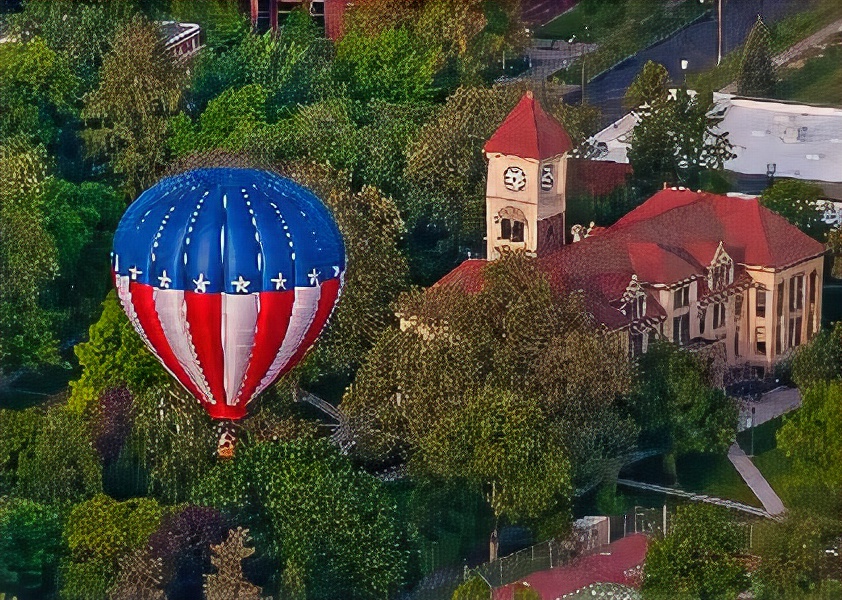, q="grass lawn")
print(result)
[619,453,761,508]
[689,0,842,94]
[537,0,625,42]
[775,37,842,105]
[676,452,762,508]
[549,0,708,82]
